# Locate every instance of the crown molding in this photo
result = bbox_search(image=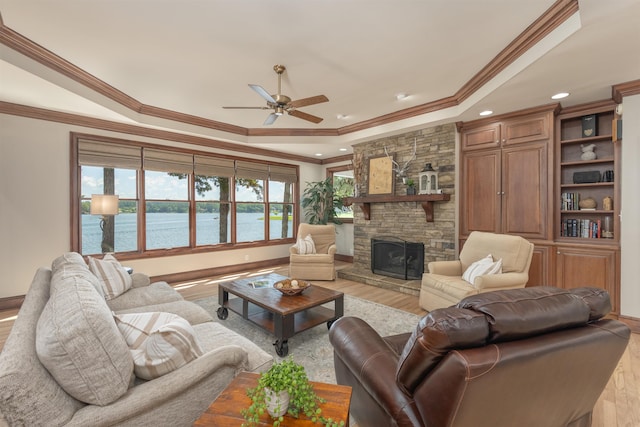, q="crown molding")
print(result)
[612,79,640,104]
[0,101,323,164]
[0,0,579,139]
[456,0,578,103]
